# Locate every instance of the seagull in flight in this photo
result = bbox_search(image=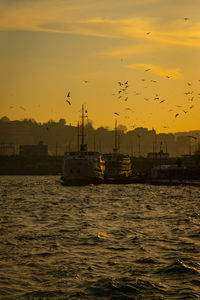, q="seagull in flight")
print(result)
[184,18,190,21]
[188,97,194,101]
[175,113,179,118]
[66,99,71,105]
[114,112,120,116]
[145,68,151,71]
[146,32,151,35]
[159,100,165,103]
